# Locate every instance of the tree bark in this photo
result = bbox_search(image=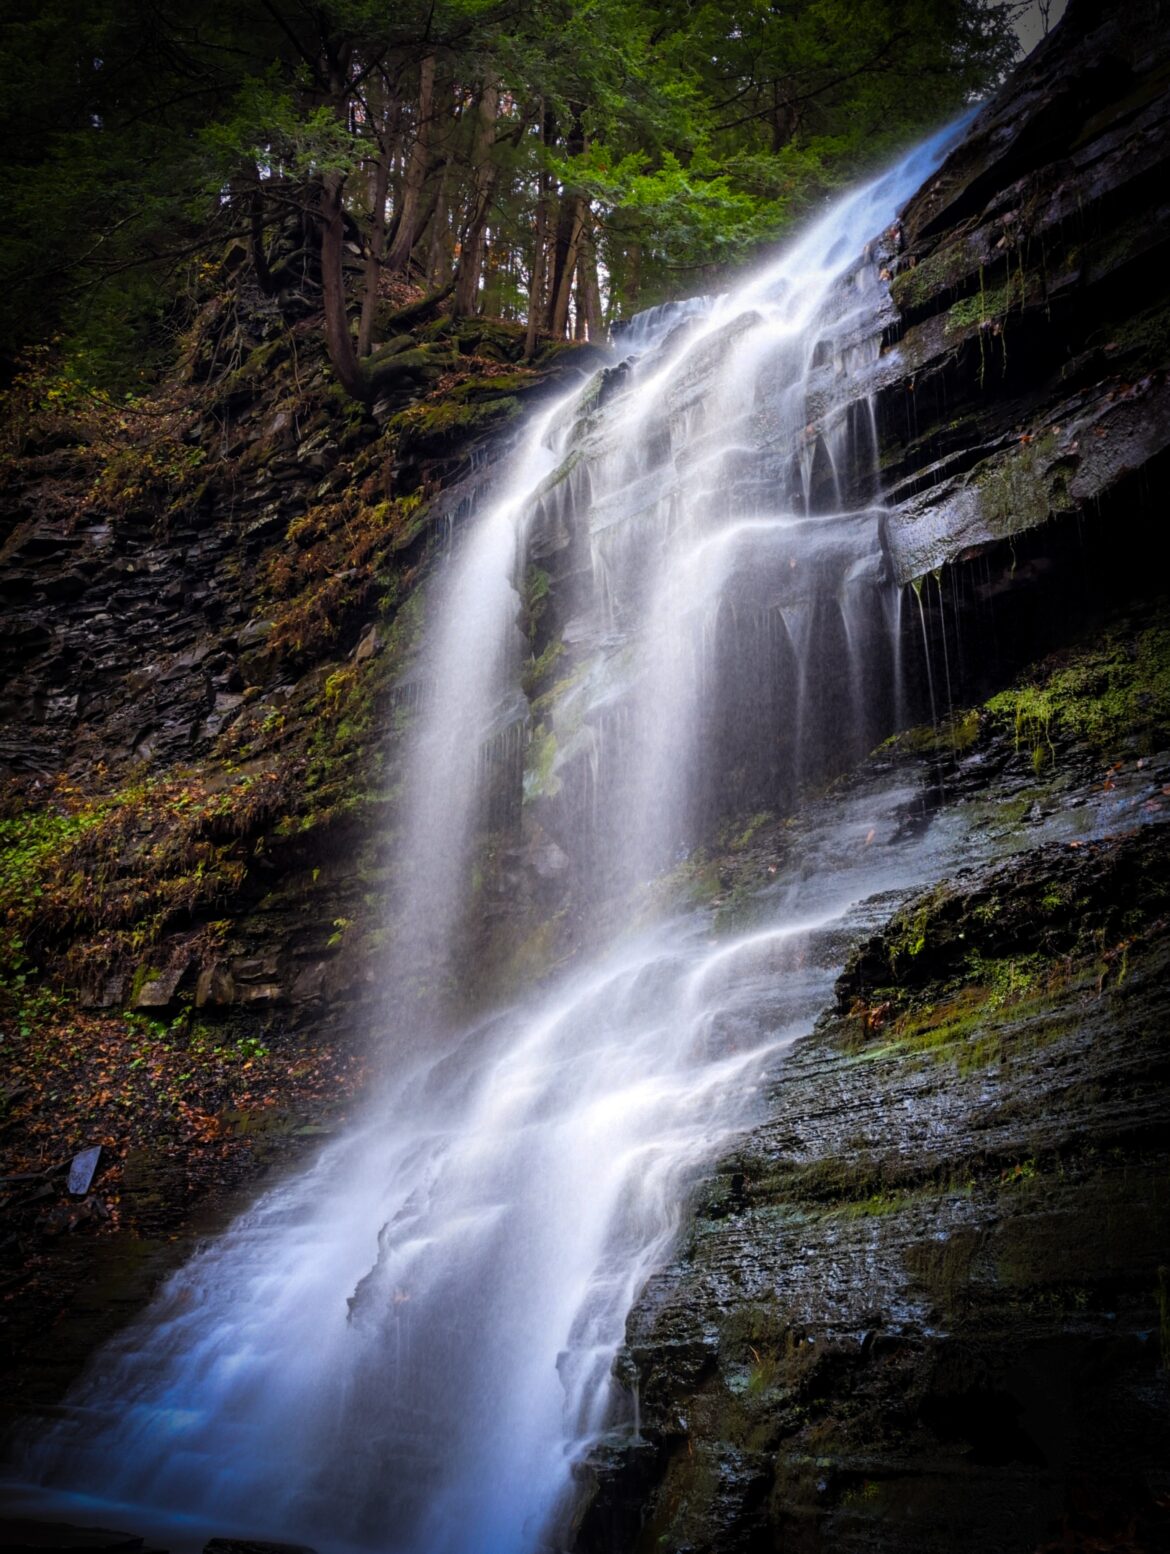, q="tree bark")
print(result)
[247,166,276,296]
[625,239,642,316]
[385,54,436,276]
[524,107,552,359]
[357,79,394,357]
[544,108,585,333]
[319,170,368,401]
[427,173,452,286]
[577,208,603,341]
[452,74,500,318]
[548,193,584,338]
